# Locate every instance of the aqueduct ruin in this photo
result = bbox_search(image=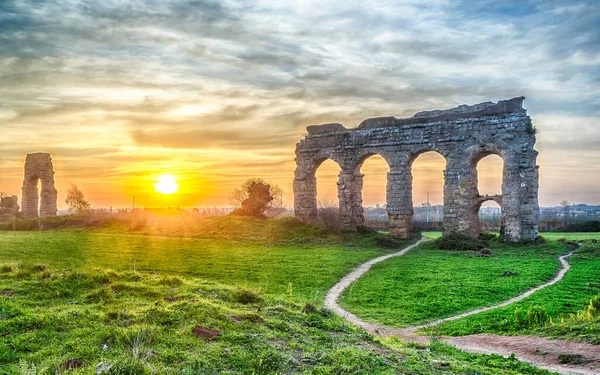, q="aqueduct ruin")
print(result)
[293,97,539,242]
[21,153,57,219]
